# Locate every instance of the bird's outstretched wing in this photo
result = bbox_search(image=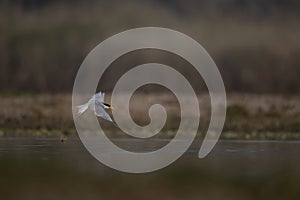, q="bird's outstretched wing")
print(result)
[94,104,113,122]
[94,92,105,104]
[87,91,104,106]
